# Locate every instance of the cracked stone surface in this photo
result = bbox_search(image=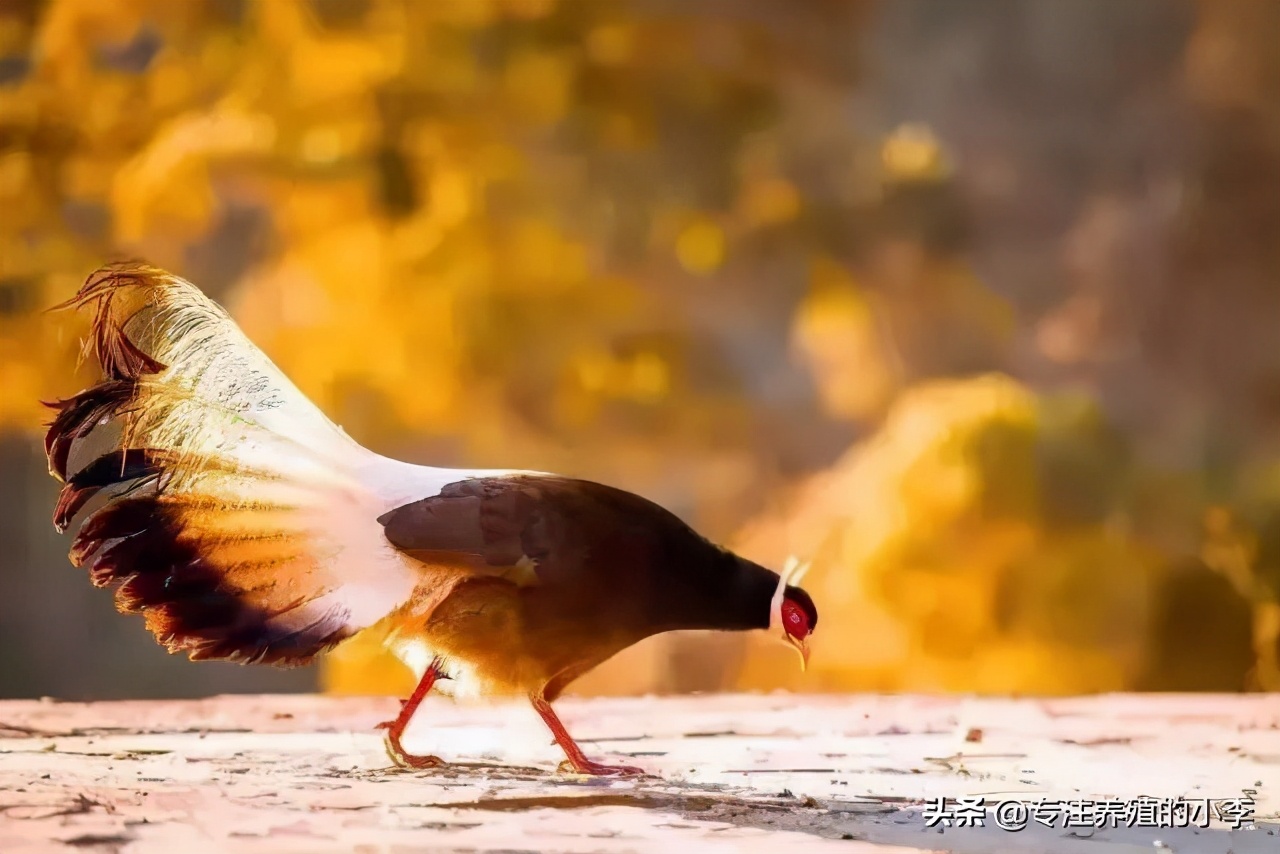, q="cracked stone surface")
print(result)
[0,693,1276,853]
